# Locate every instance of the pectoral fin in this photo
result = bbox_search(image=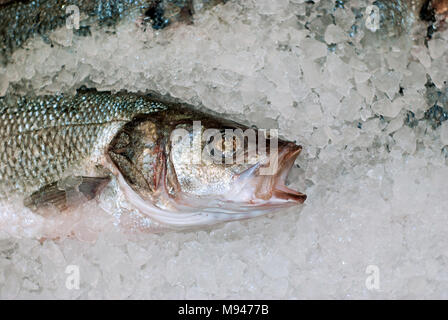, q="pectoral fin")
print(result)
[24,176,111,213]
